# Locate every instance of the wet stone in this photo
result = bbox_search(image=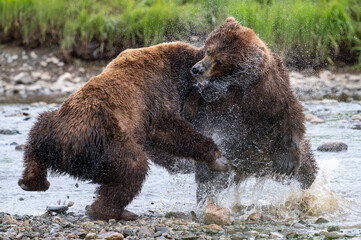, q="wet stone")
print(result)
[327,226,341,232]
[46,205,68,214]
[122,229,135,237]
[204,204,231,226]
[98,231,124,240]
[0,129,20,135]
[317,142,348,152]
[155,226,169,233]
[85,232,98,239]
[322,231,343,239]
[165,211,188,219]
[315,217,329,224]
[247,212,261,221]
